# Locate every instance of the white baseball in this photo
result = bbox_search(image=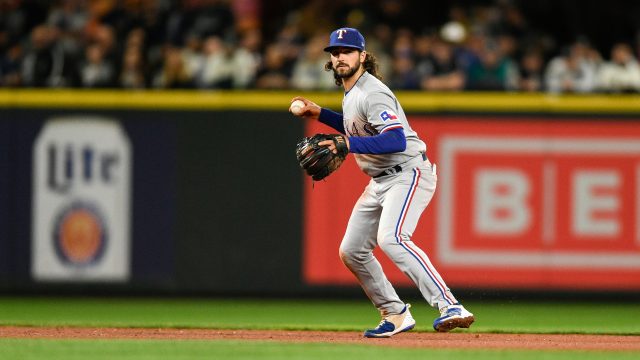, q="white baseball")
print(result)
[289,100,305,115]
